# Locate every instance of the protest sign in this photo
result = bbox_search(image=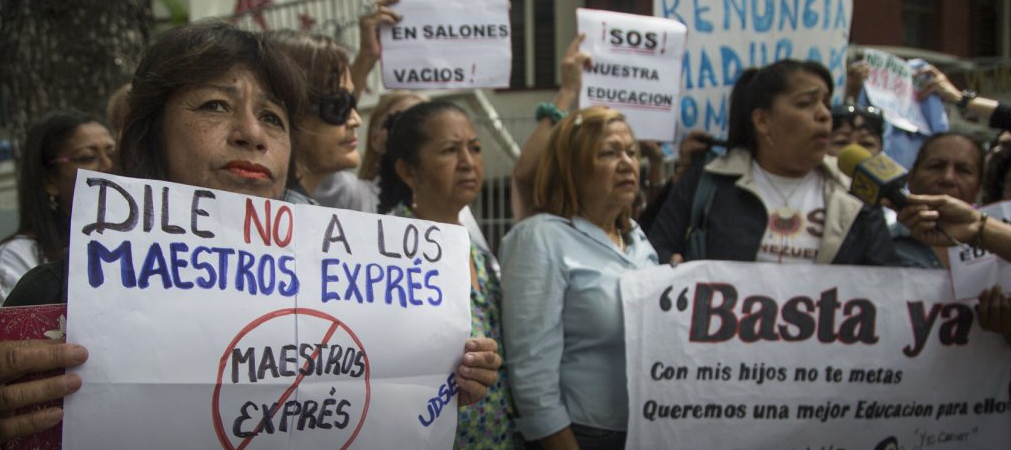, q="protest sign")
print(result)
[861,48,932,133]
[380,0,511,89]
[622,261,1011,449]
[576,8,688,141]
[62,171,471,449]
[948,200,1011,300]
[654,0,852,139]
